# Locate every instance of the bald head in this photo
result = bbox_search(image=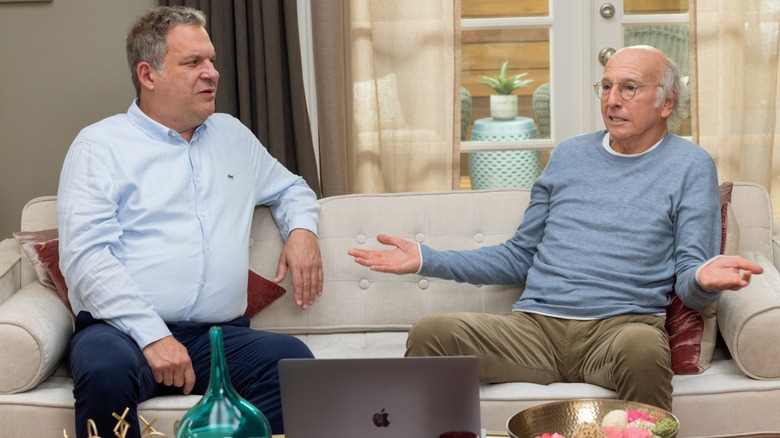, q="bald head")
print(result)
[606,45,687,132]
